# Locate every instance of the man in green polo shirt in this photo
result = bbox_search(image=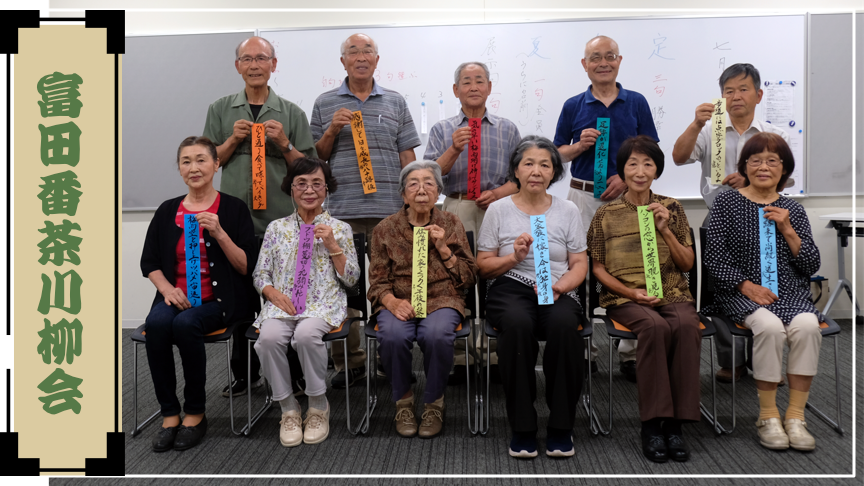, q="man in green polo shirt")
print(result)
[203,36,317,397]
